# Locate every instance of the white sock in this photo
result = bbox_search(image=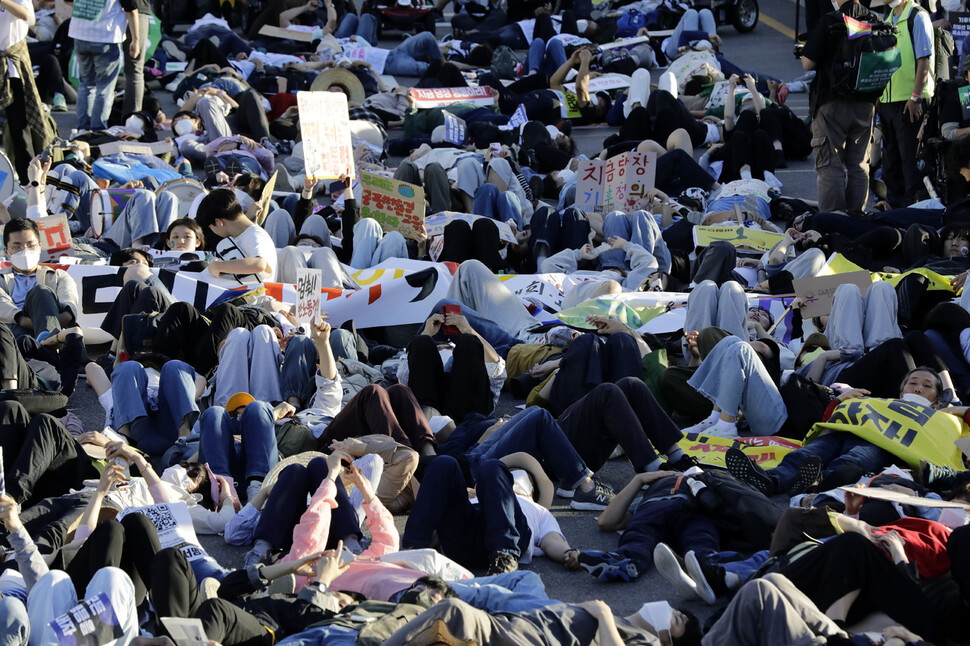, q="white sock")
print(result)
[740,167,753,180]
[706,410,720,423]
[713,419,737,434]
